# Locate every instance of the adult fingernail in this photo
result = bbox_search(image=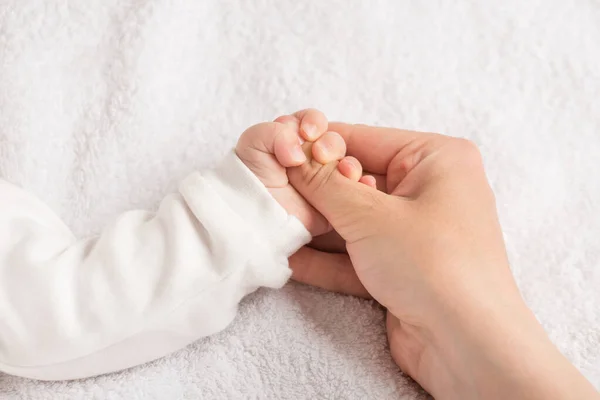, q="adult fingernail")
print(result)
[291,145,307,163]
[301,123,318,141]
